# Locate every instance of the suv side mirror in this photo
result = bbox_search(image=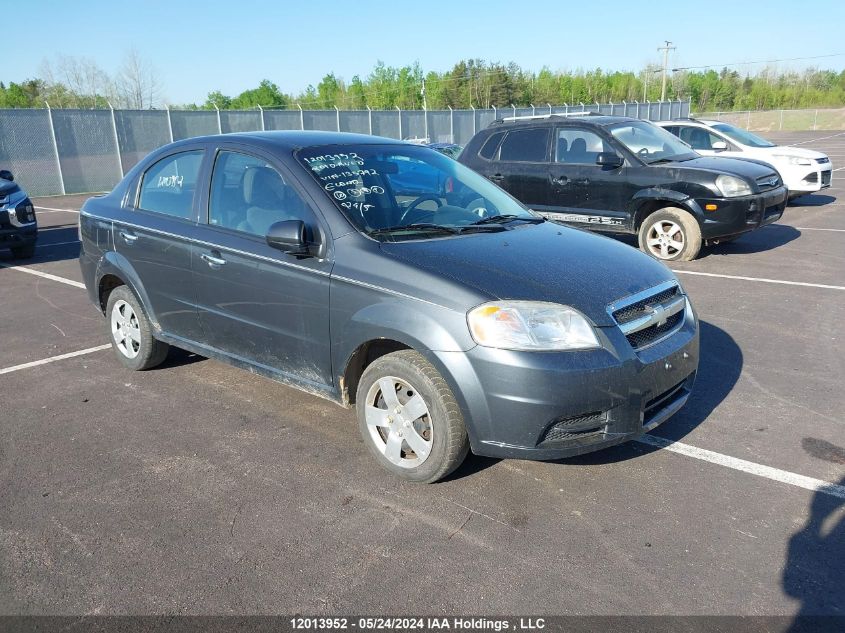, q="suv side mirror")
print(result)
[0,169,13,181]
[596,152,623,168]
[712,141,728,151]
[267,220,309,256]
